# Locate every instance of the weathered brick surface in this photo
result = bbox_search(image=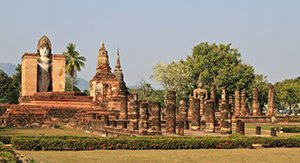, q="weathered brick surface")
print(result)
[205,100,215,133]
[166,91,176,134]
[252,87,259,116]
[52,55,65,92]
[234,90,240,117]
[21,54,38,97]
[268,84,275,116]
